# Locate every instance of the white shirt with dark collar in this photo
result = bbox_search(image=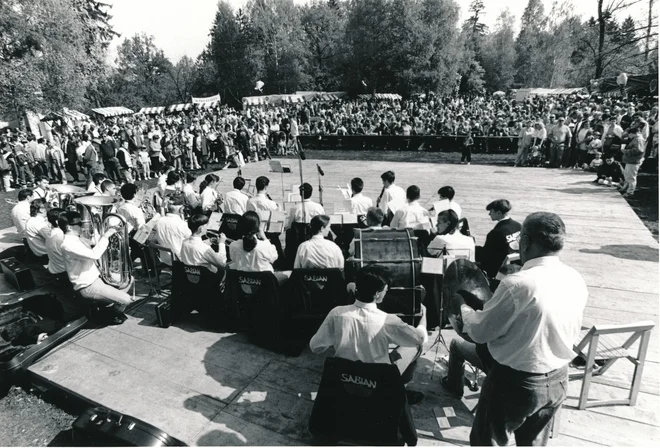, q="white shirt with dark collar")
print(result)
[463,256,588,373]
[247,192,279,213]
[294,234,345,269]
[379,184,406,214]
[350,193,373,215]
[390,200,430,230]
[179,235,226,274]
[223,189,249,215]
[309,300,427,364]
